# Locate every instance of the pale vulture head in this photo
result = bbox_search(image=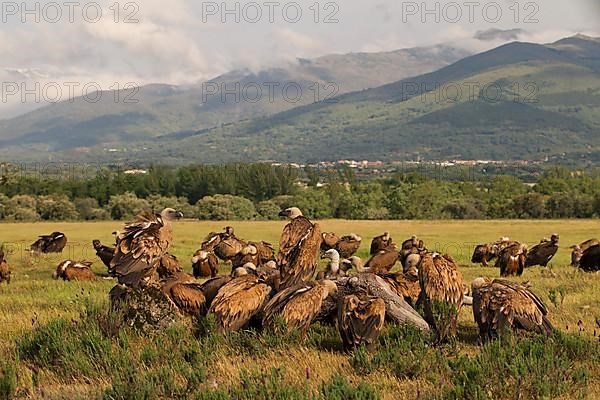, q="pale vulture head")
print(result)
[278,207,303,219]
[161,208,184,221]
